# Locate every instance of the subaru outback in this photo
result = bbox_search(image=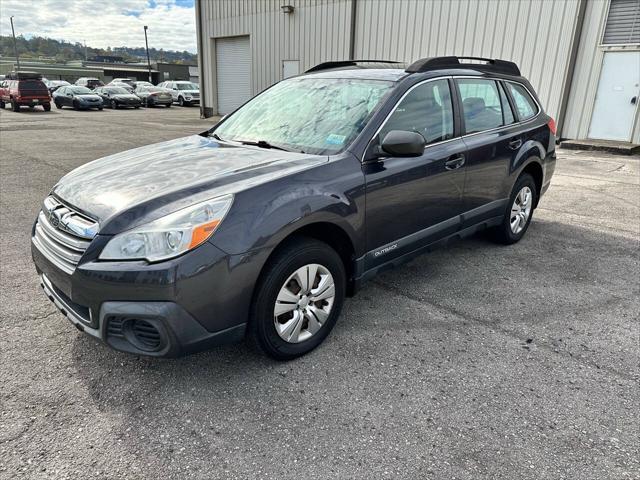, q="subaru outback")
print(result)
[31,56,556,360]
